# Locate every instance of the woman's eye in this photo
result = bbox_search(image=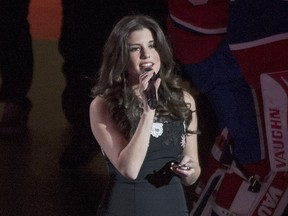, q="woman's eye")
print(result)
[129,46,140,52]
[148,44,155,49]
